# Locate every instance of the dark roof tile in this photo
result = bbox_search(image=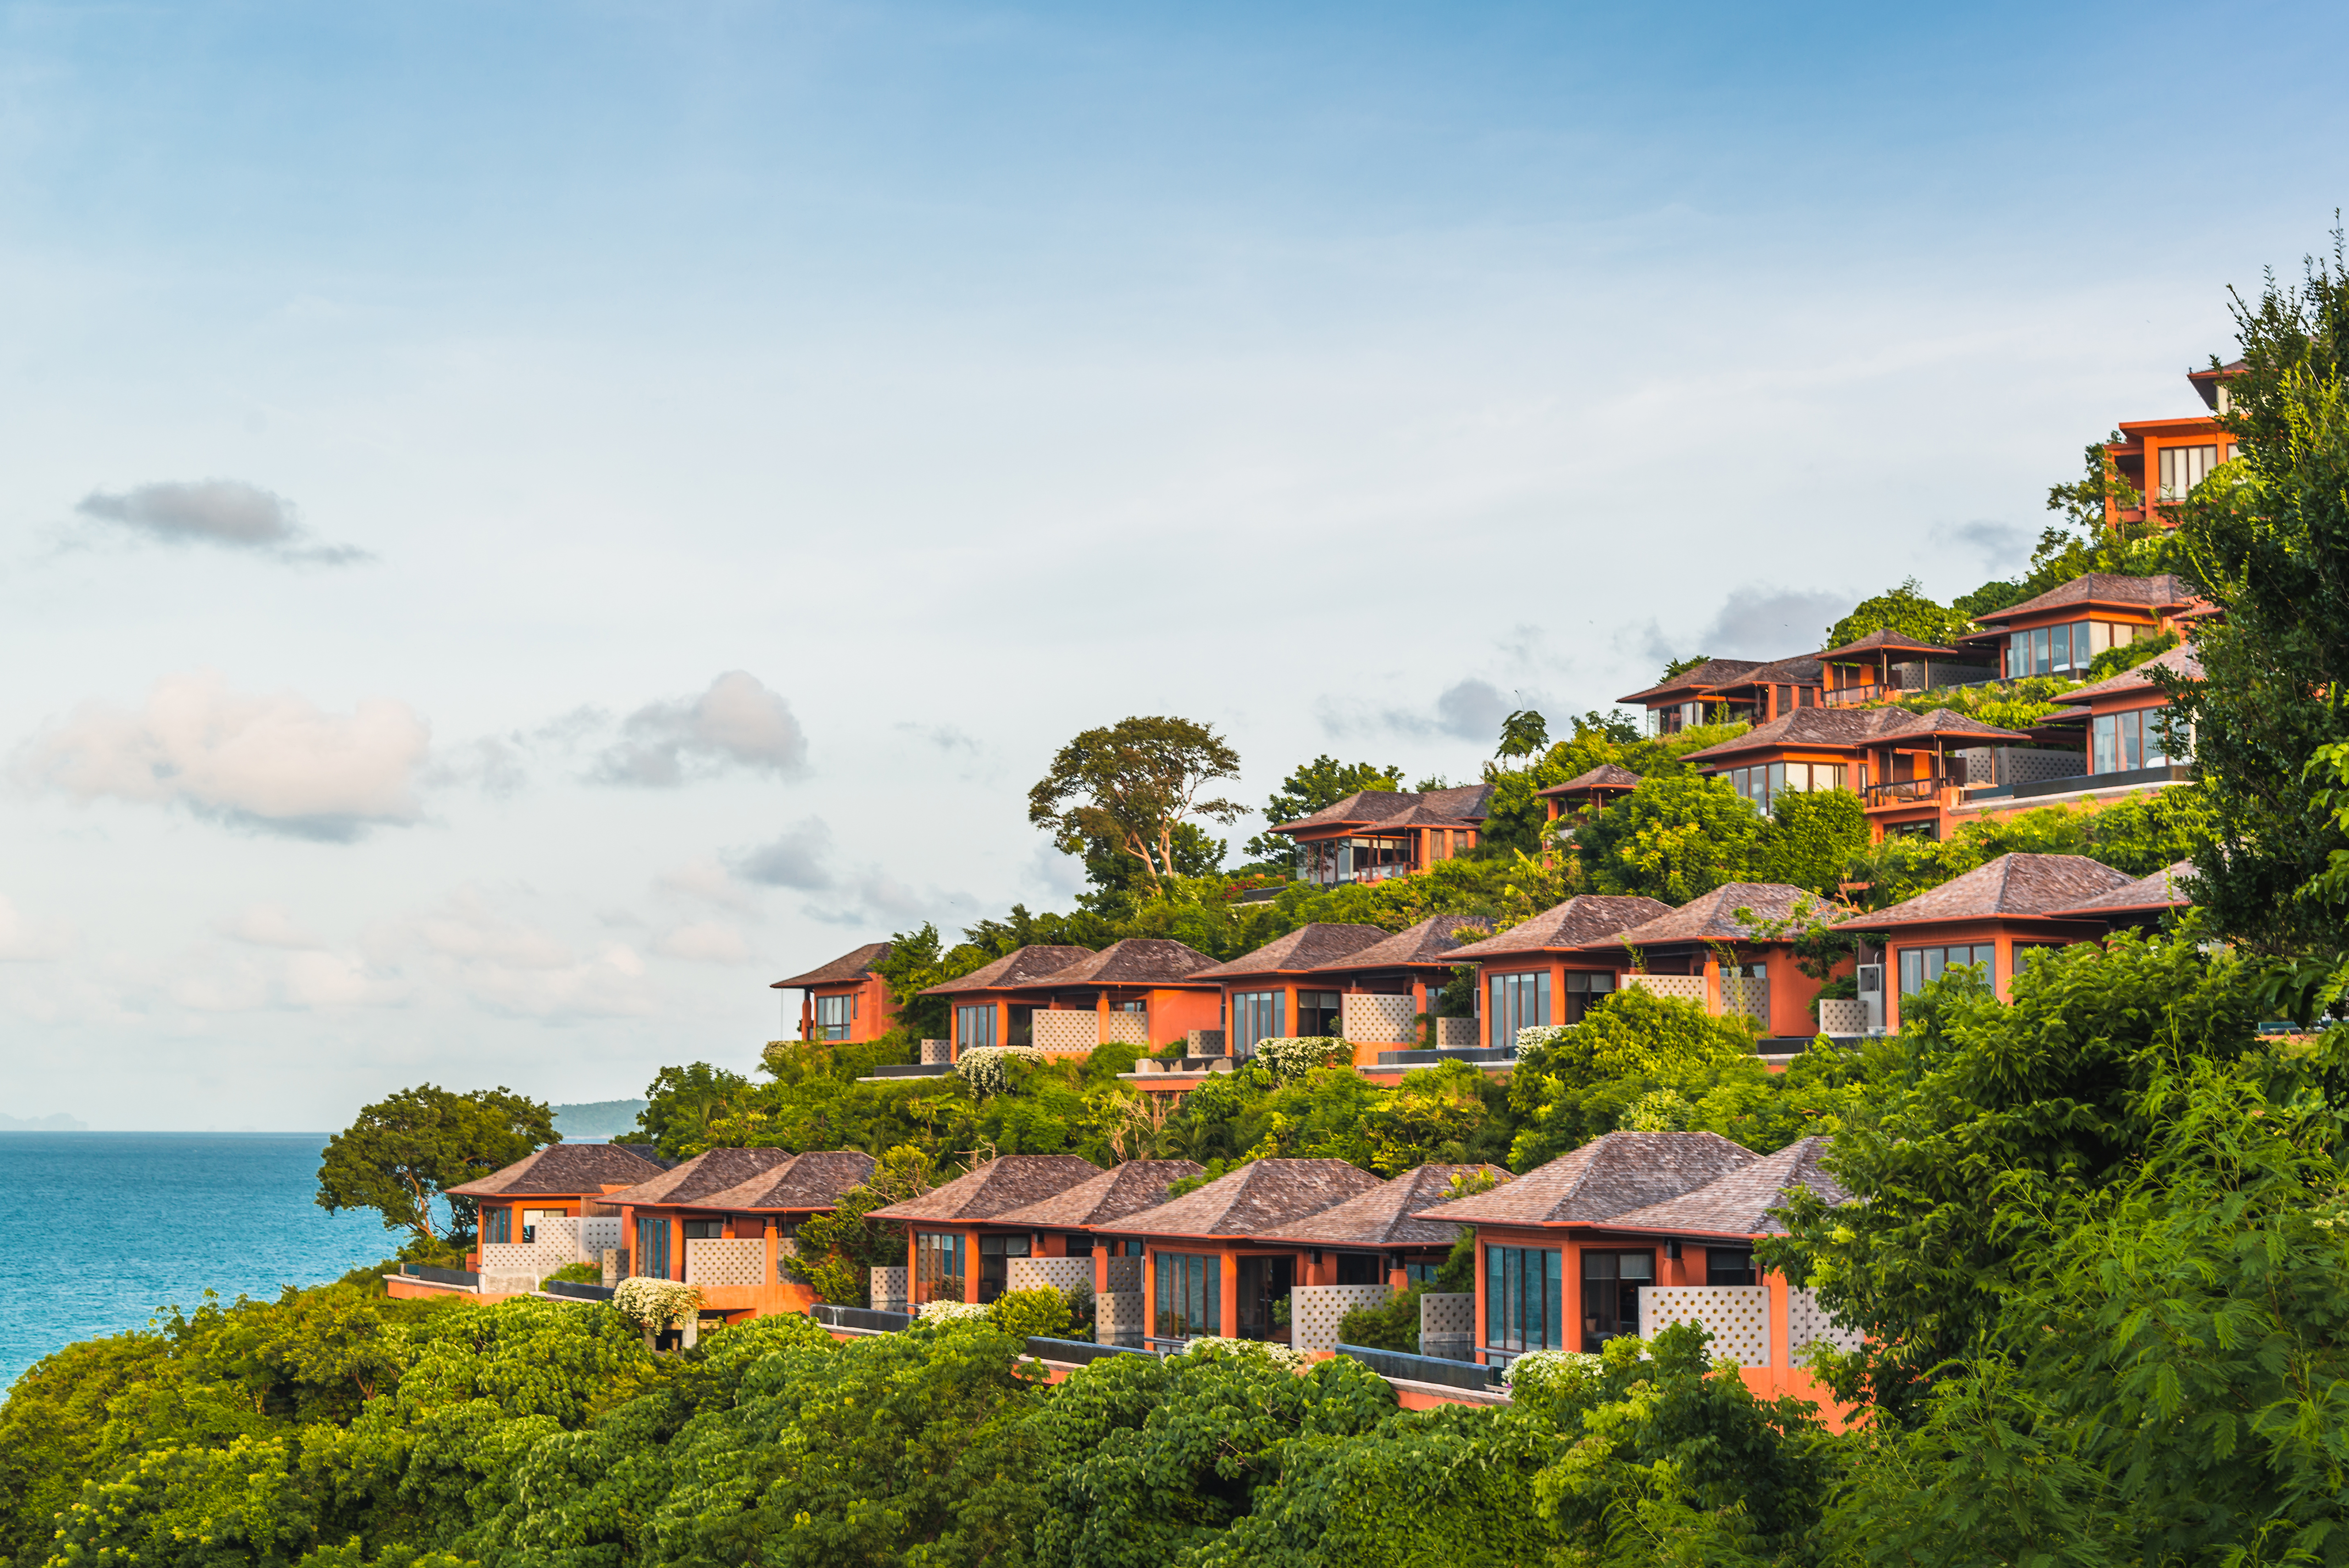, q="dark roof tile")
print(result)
[1969,573,2195,626]
[918,945,1097,996]
[1092,1158,1386,1239]
[988,1160,1208,1228]
[445,1142,672,1199]
[598,1147,803,1208]
[1190,924,1392,980]
[1536,762,1644,798]
[685,1150,880,1212]
[1617,659,1767,705]
[1602,1137,1847,1235]
[2059,642,2202,700]
[1414,1132,1759,1226]
[1276,784,1495,834]
[1836,852,2136,930]
[1304,915,1492,972]
[1677,706,2031,764]
[1577,883,1829,950]
[2040,859,2197,919]
[1448,895,1675,960]
[771,941,891,990]
[865,1154,1105,1223]
[1254,1163,1513,1247]
[1026,938,1223,988]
